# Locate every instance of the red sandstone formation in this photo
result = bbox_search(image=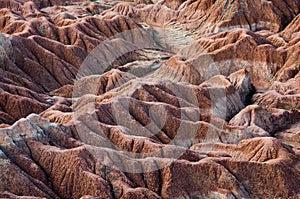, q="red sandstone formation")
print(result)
[0,0,299,198]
